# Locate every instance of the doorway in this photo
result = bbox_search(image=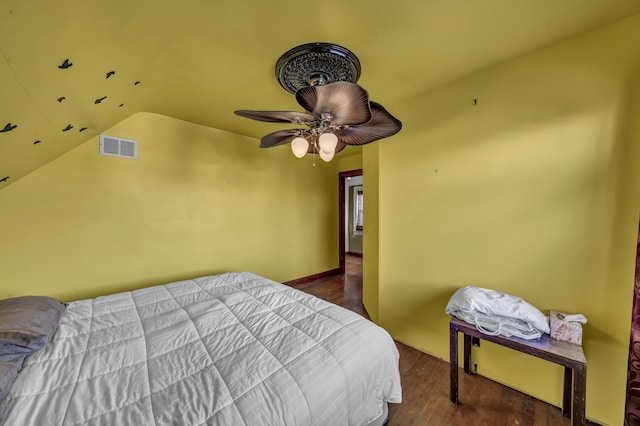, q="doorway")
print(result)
[339,169,363,273]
